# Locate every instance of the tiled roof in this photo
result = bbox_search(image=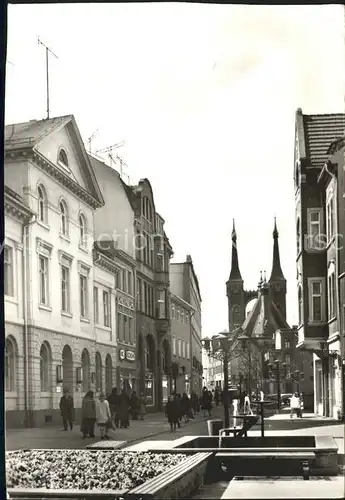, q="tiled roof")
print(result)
[5,115,72,149]
[302,113,345,168]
